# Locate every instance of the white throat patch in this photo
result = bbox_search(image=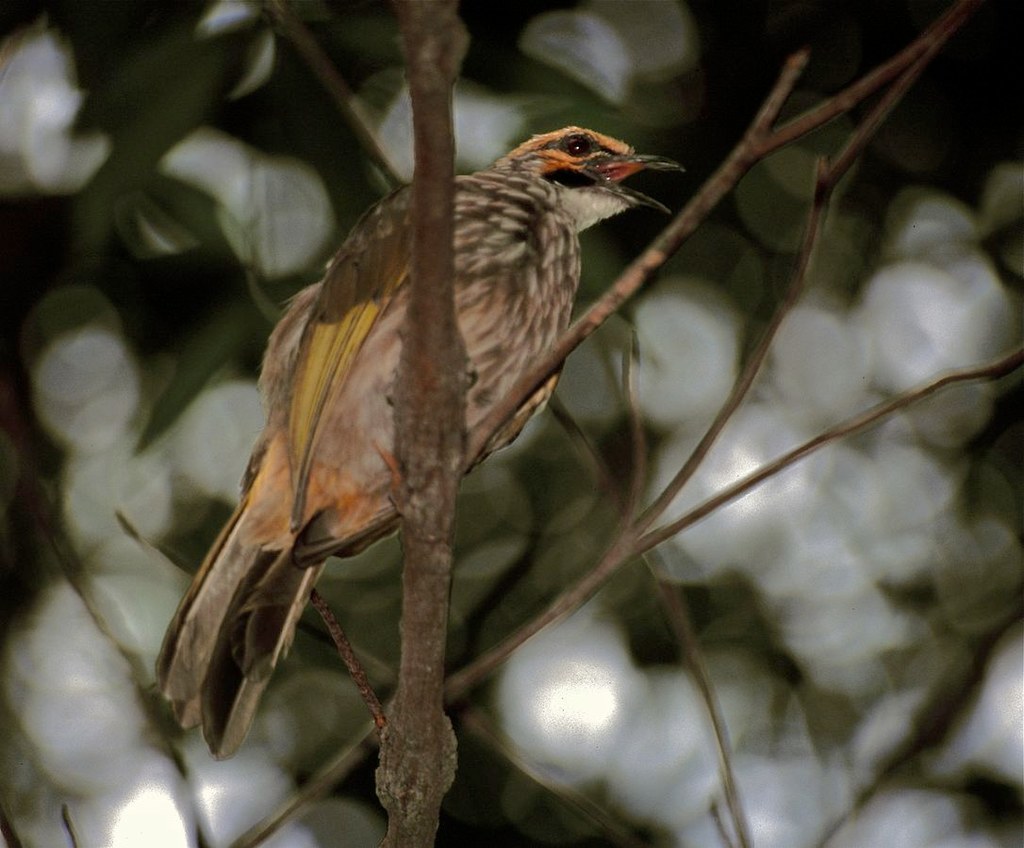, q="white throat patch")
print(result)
[555,184,635,232]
